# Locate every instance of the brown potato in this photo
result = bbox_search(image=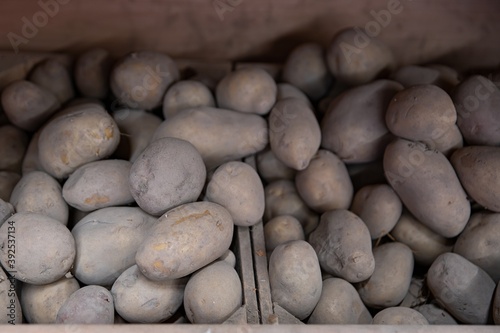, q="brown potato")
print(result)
[256,148,296,183]
[56,285,114,324]
[0,172,21,202]
[390,65,440,87]
[0,125,28,172]
[29,59,75,104]
[264,215,305,252]
[276,83,312,108]
[163,80,215,118]
[0,267,22,324]
[74,48,111,99]
[372,307,428,325]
